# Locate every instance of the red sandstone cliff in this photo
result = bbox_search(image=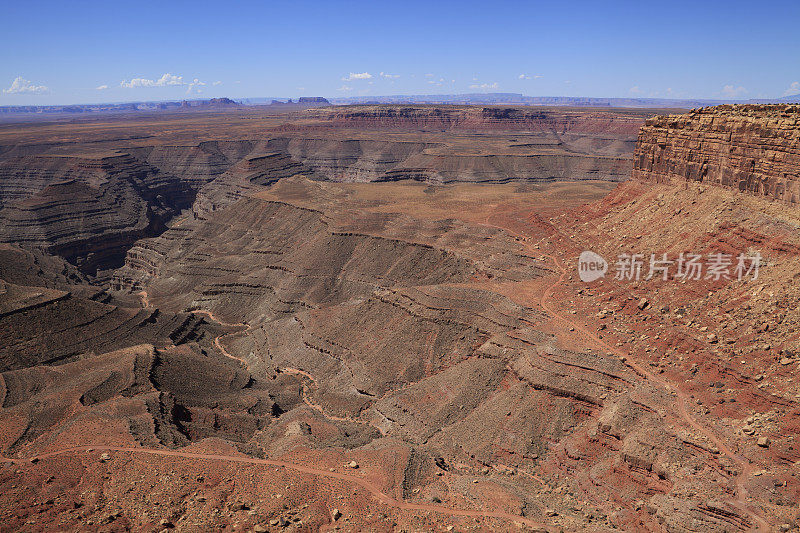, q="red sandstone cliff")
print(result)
[632,104,800,204]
